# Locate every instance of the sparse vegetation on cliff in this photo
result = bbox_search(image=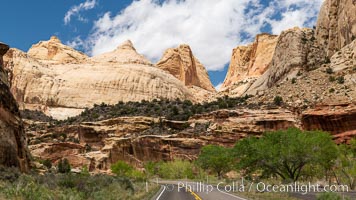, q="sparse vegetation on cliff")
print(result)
[23,95,250,124]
